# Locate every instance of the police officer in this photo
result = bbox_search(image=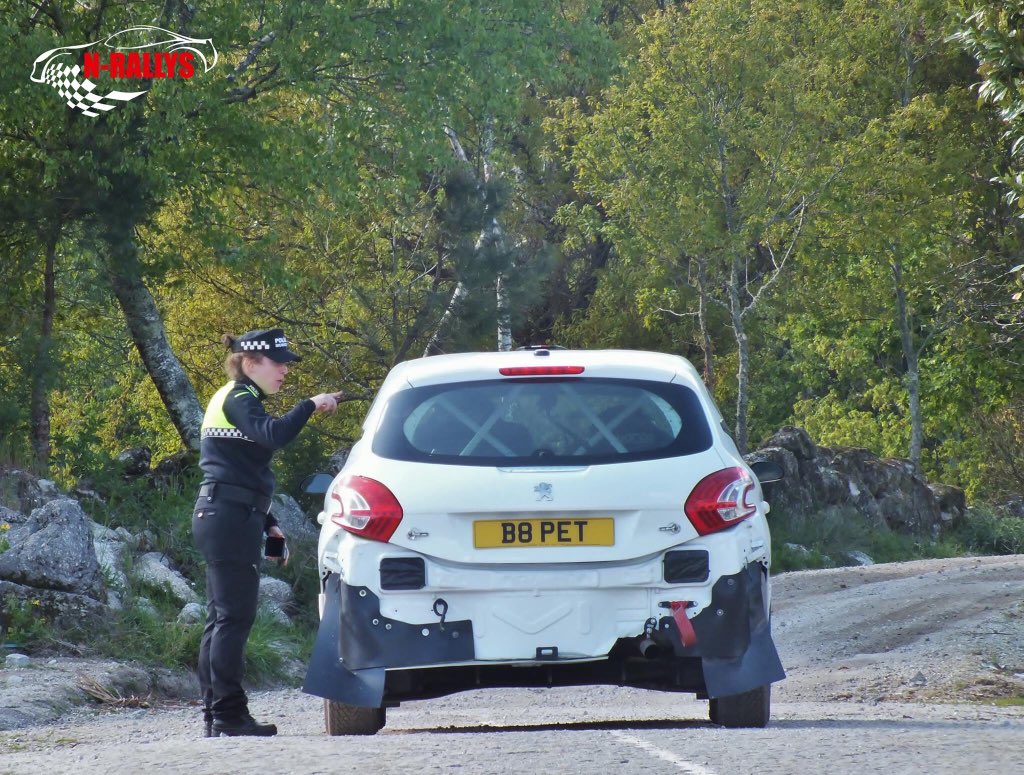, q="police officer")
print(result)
[193,328,342,737]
